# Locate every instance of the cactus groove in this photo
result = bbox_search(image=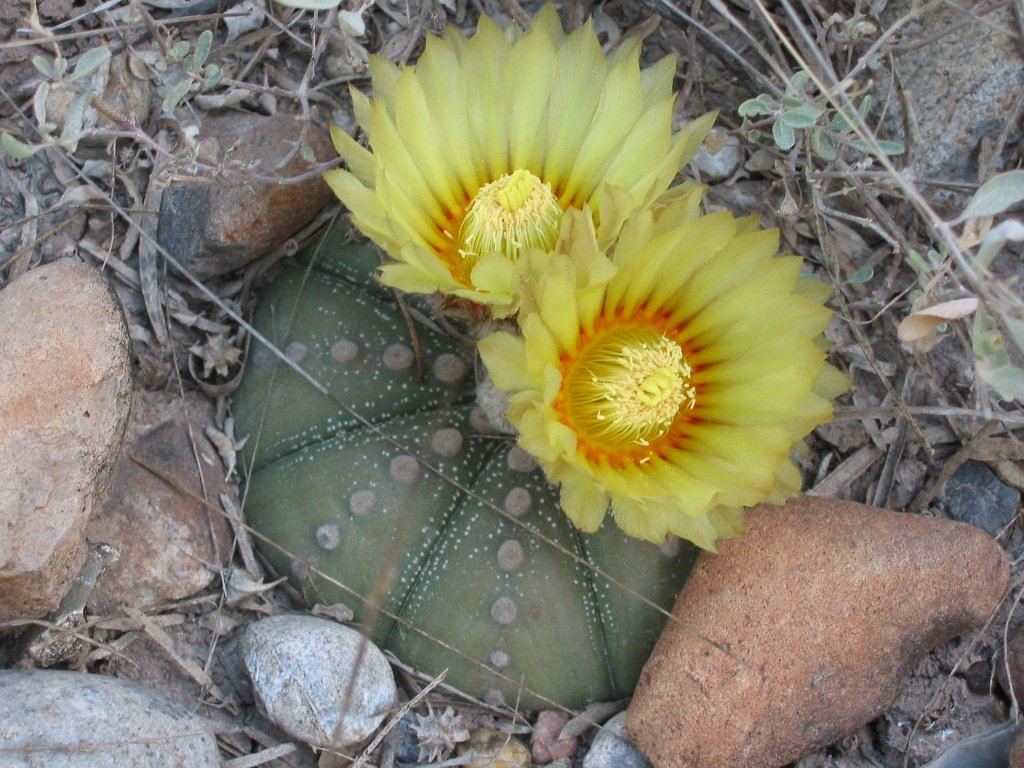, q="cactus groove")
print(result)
[233,223,698,709]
